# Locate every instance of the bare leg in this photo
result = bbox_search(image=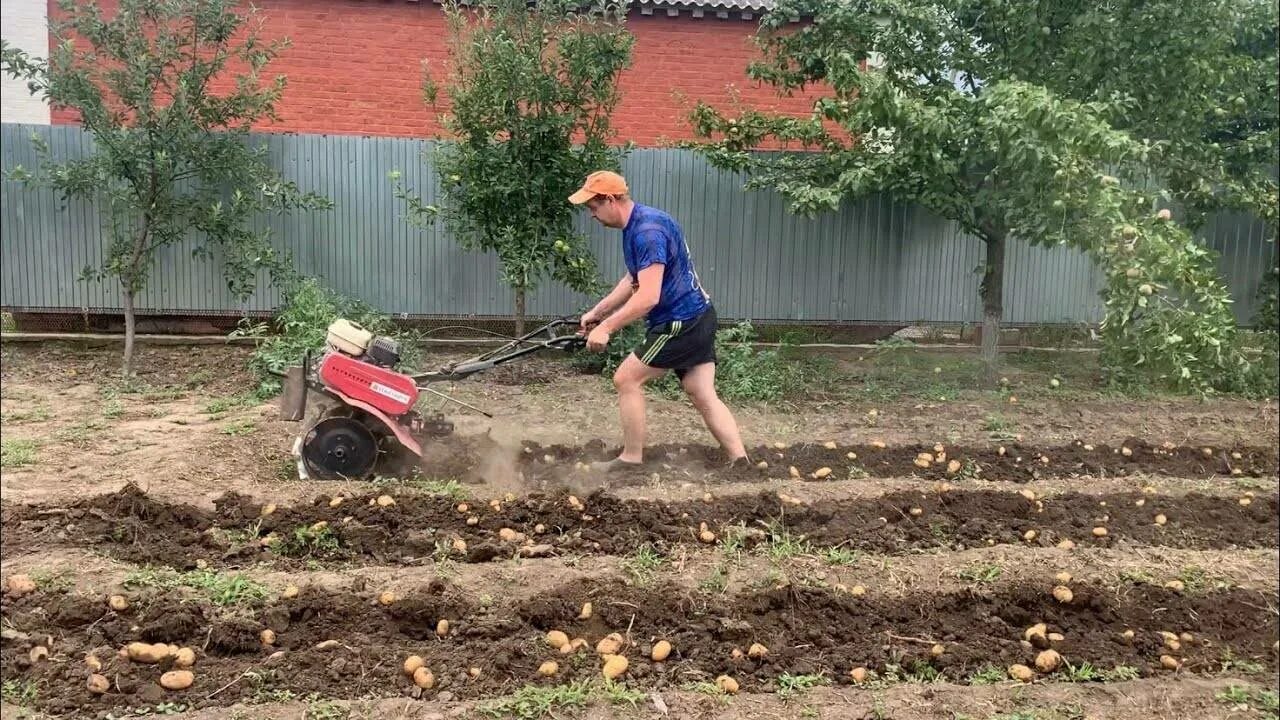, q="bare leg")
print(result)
[680,362,747,460]
[613,353,667,463]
